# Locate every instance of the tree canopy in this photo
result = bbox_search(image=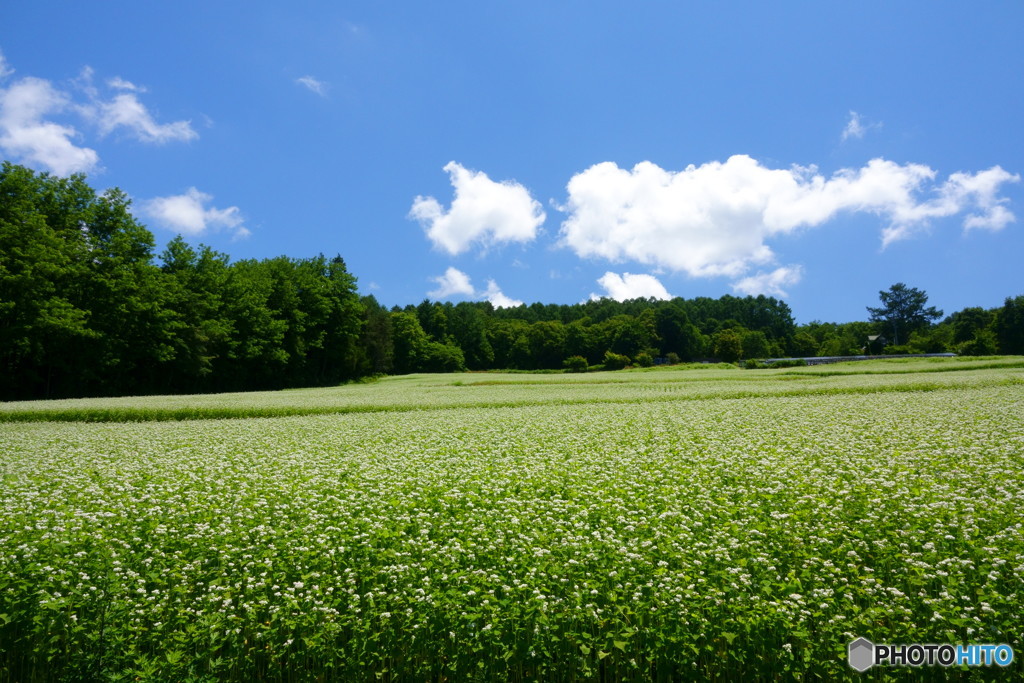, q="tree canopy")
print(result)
[866,283,943,346]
